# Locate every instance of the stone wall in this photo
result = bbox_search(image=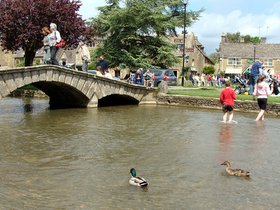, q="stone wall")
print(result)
[157,94,280,116]
[0,46,15,67]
